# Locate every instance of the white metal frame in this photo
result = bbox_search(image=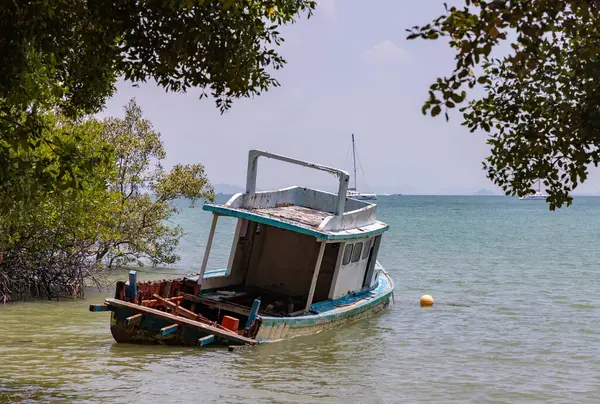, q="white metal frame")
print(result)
[246,150,350,229]
[198,213,219,283]
[304,241,327,313]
